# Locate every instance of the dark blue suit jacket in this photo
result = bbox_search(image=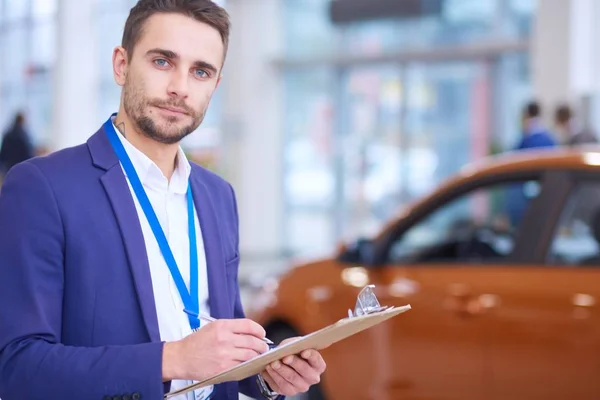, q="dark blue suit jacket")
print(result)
[515,130,557,150]
[0,125,264,400]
